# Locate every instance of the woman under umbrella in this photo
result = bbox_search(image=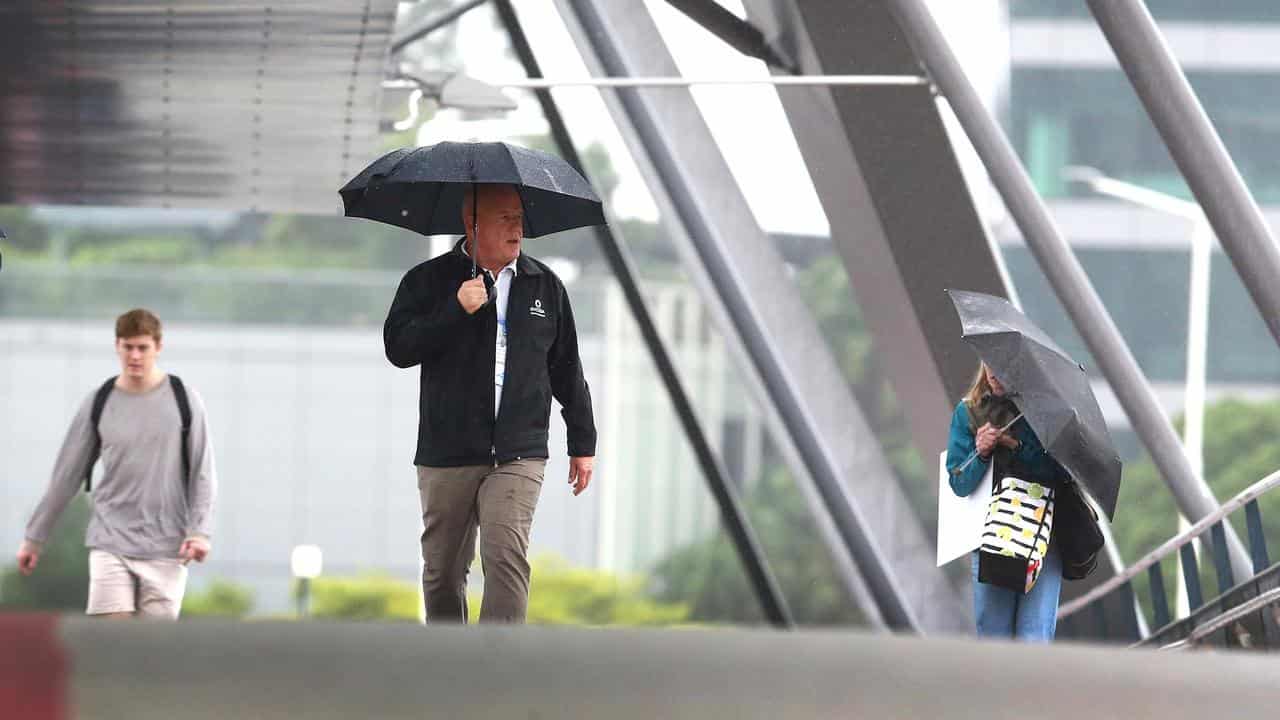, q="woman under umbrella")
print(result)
[947,362,1071,641]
